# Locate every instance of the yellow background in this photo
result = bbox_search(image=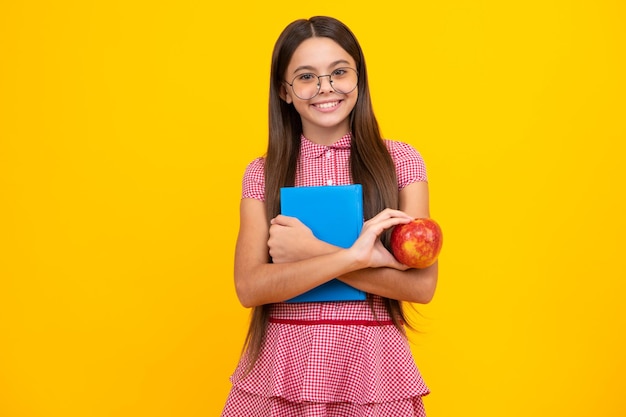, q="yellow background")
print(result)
[1,1,625,416]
